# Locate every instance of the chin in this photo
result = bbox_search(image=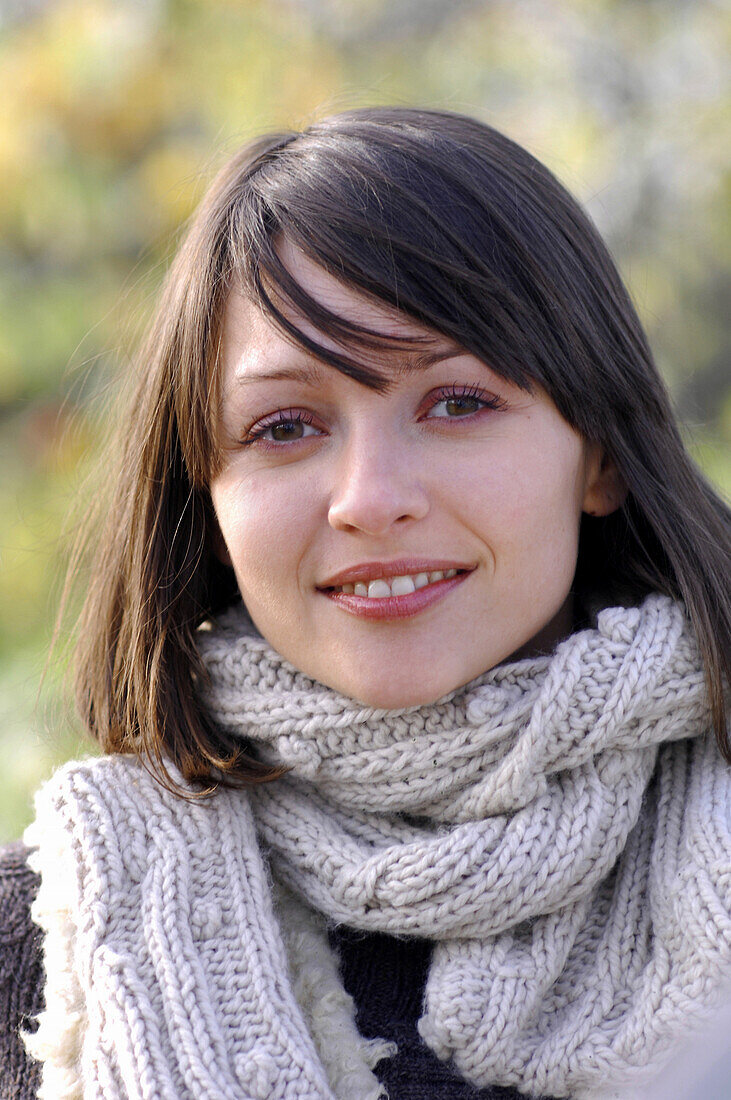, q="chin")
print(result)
[330,673,465,712]
[350,688,445,711]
